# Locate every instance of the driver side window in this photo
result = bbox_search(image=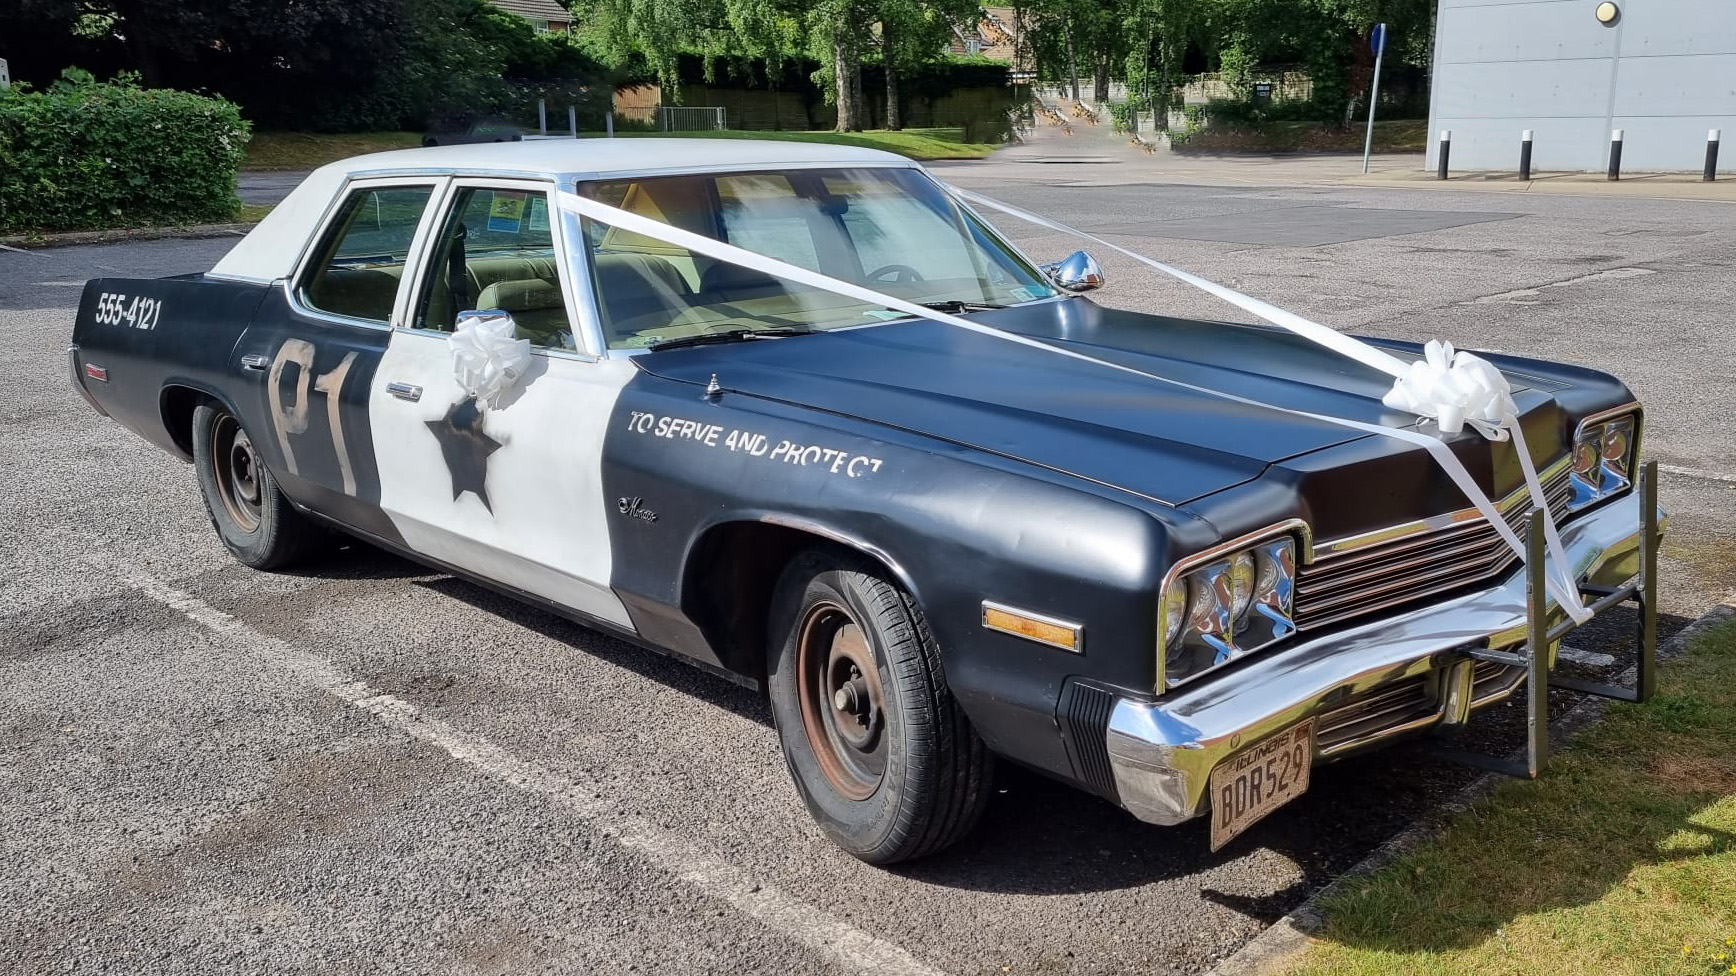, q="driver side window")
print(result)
[414,186,577,351]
